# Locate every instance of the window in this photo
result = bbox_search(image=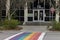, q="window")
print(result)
[19,10,24,16]
[14,9,24,21]
[2,10,6,16]
[19,17,24,21]
[15,10,19,16]
[28,17,33,21]
[28,9,33,14]
[45,0,50,9]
